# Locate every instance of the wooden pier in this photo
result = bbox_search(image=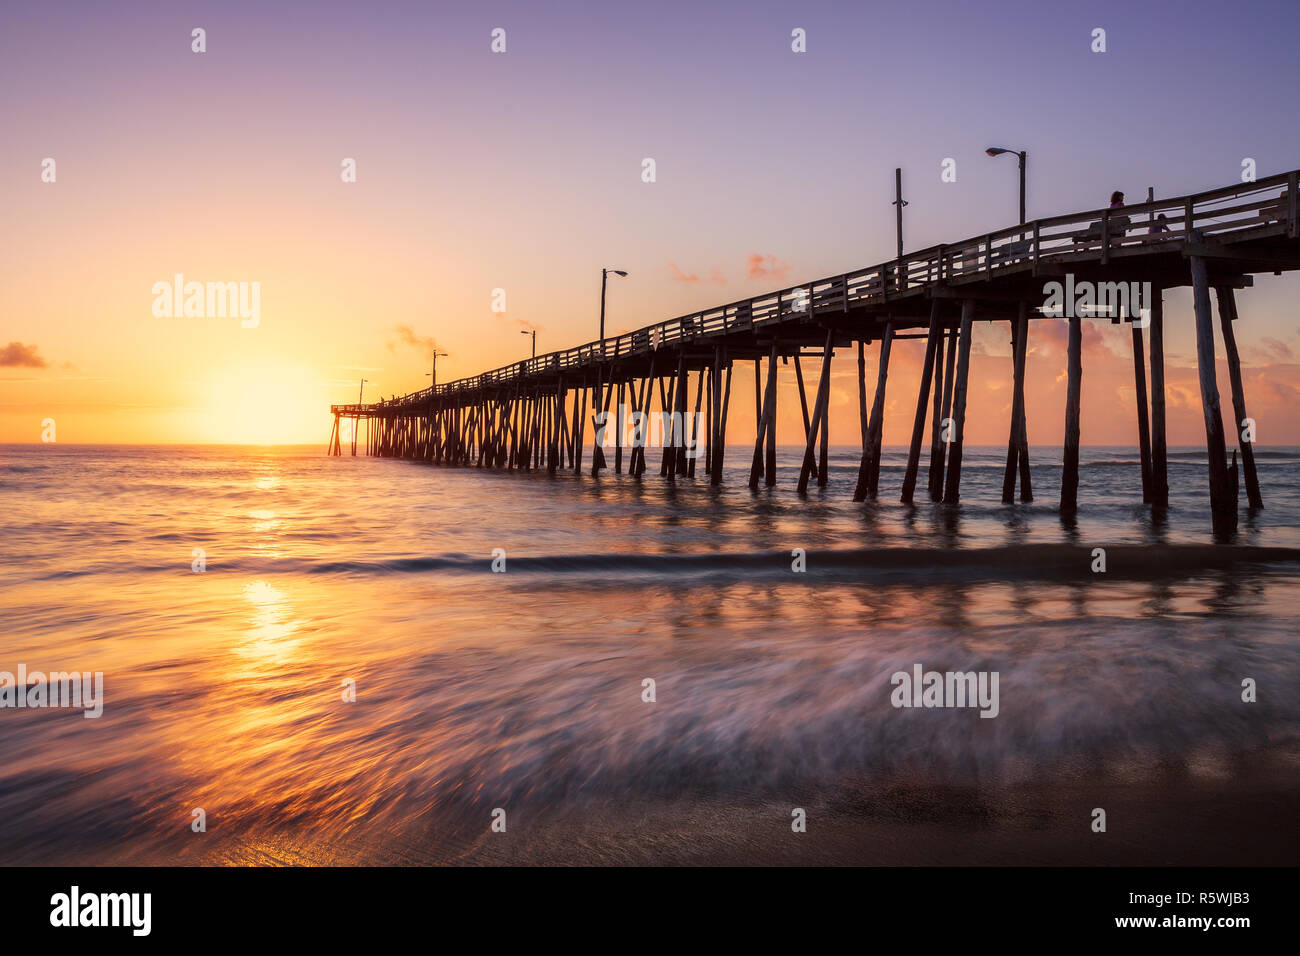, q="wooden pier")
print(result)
[331,170,1300,531]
